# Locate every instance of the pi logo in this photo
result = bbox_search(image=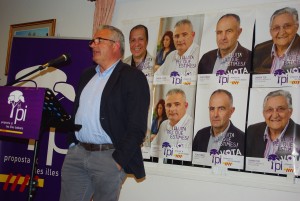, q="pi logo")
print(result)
[162,142,173,157]
[216,70,229,85]
[268,154,282,172]
[170,71,182,85]
[210,149,222,165]
[274,69,288,85]
[8,90,27,124]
